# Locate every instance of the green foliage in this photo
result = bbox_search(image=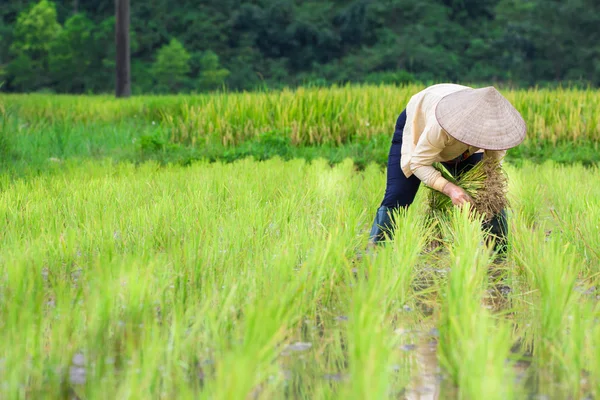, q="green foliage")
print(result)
[8,0,62,91]
[10,0,62,55]
[0,113,16,162]
[197,50,230,91]
[1,156,600,397]
[495,0,600,85]
[152,39,191,93]
[91,16,117,92]
[363,70,416,85]
[1,0,599,93]
[49,14,96,92]
[5,53,37,91]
